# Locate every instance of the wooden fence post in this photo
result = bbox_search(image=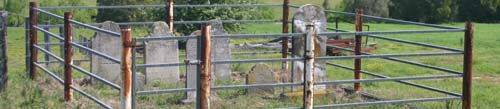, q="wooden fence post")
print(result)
[121,26,133,109]
[354,9,363,93]
[63,12,74,101]
[281,0,290,70]
[462,21,474,109]
[197,24,212,109]
[29,2,38,80]
[166,0,174,32]
[303,24,315,109]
